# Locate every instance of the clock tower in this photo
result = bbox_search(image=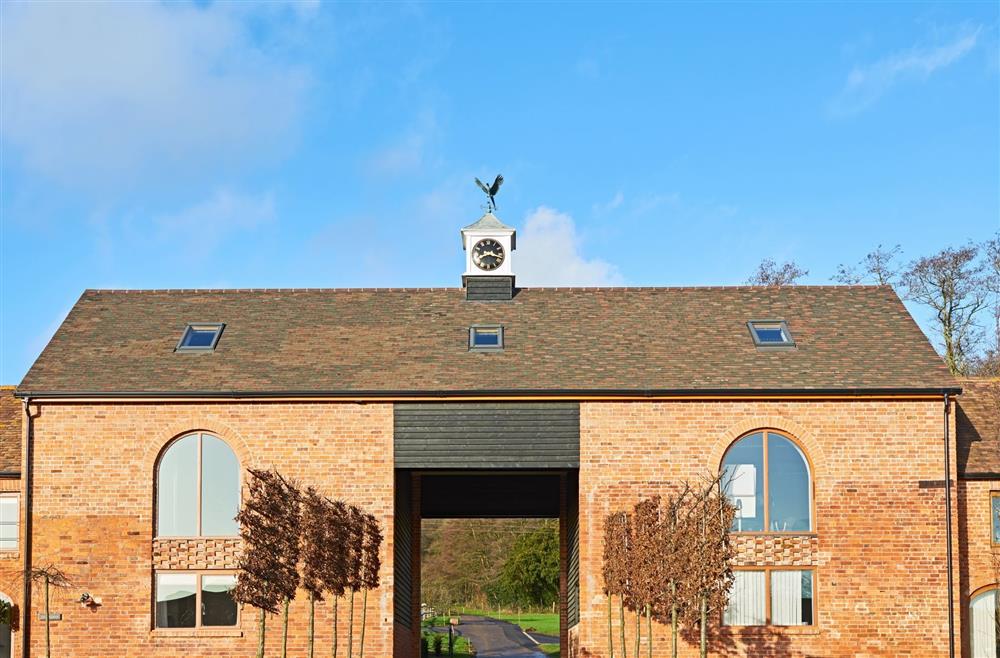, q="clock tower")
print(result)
[461,212,516,301]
